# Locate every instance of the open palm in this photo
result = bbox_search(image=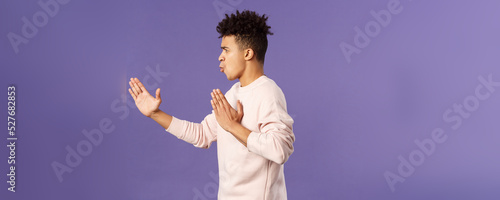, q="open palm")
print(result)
[128,78,162,117]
